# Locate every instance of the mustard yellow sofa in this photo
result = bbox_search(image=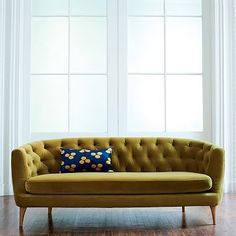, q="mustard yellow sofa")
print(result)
[11,137,225,228]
